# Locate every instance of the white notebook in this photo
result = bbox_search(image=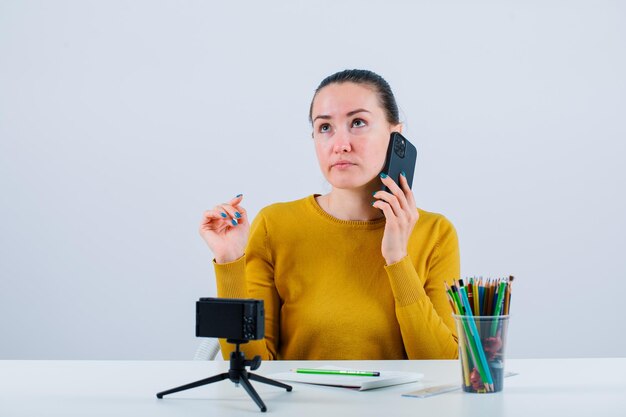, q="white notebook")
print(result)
[267,366,423,391]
